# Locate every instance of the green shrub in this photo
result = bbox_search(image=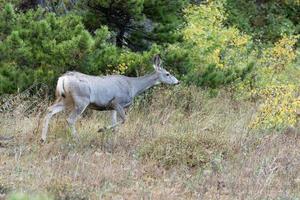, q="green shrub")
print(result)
[225,0,300,43]
[170,0,256,88]
[0,4,161,94]
[0,4,94,93]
